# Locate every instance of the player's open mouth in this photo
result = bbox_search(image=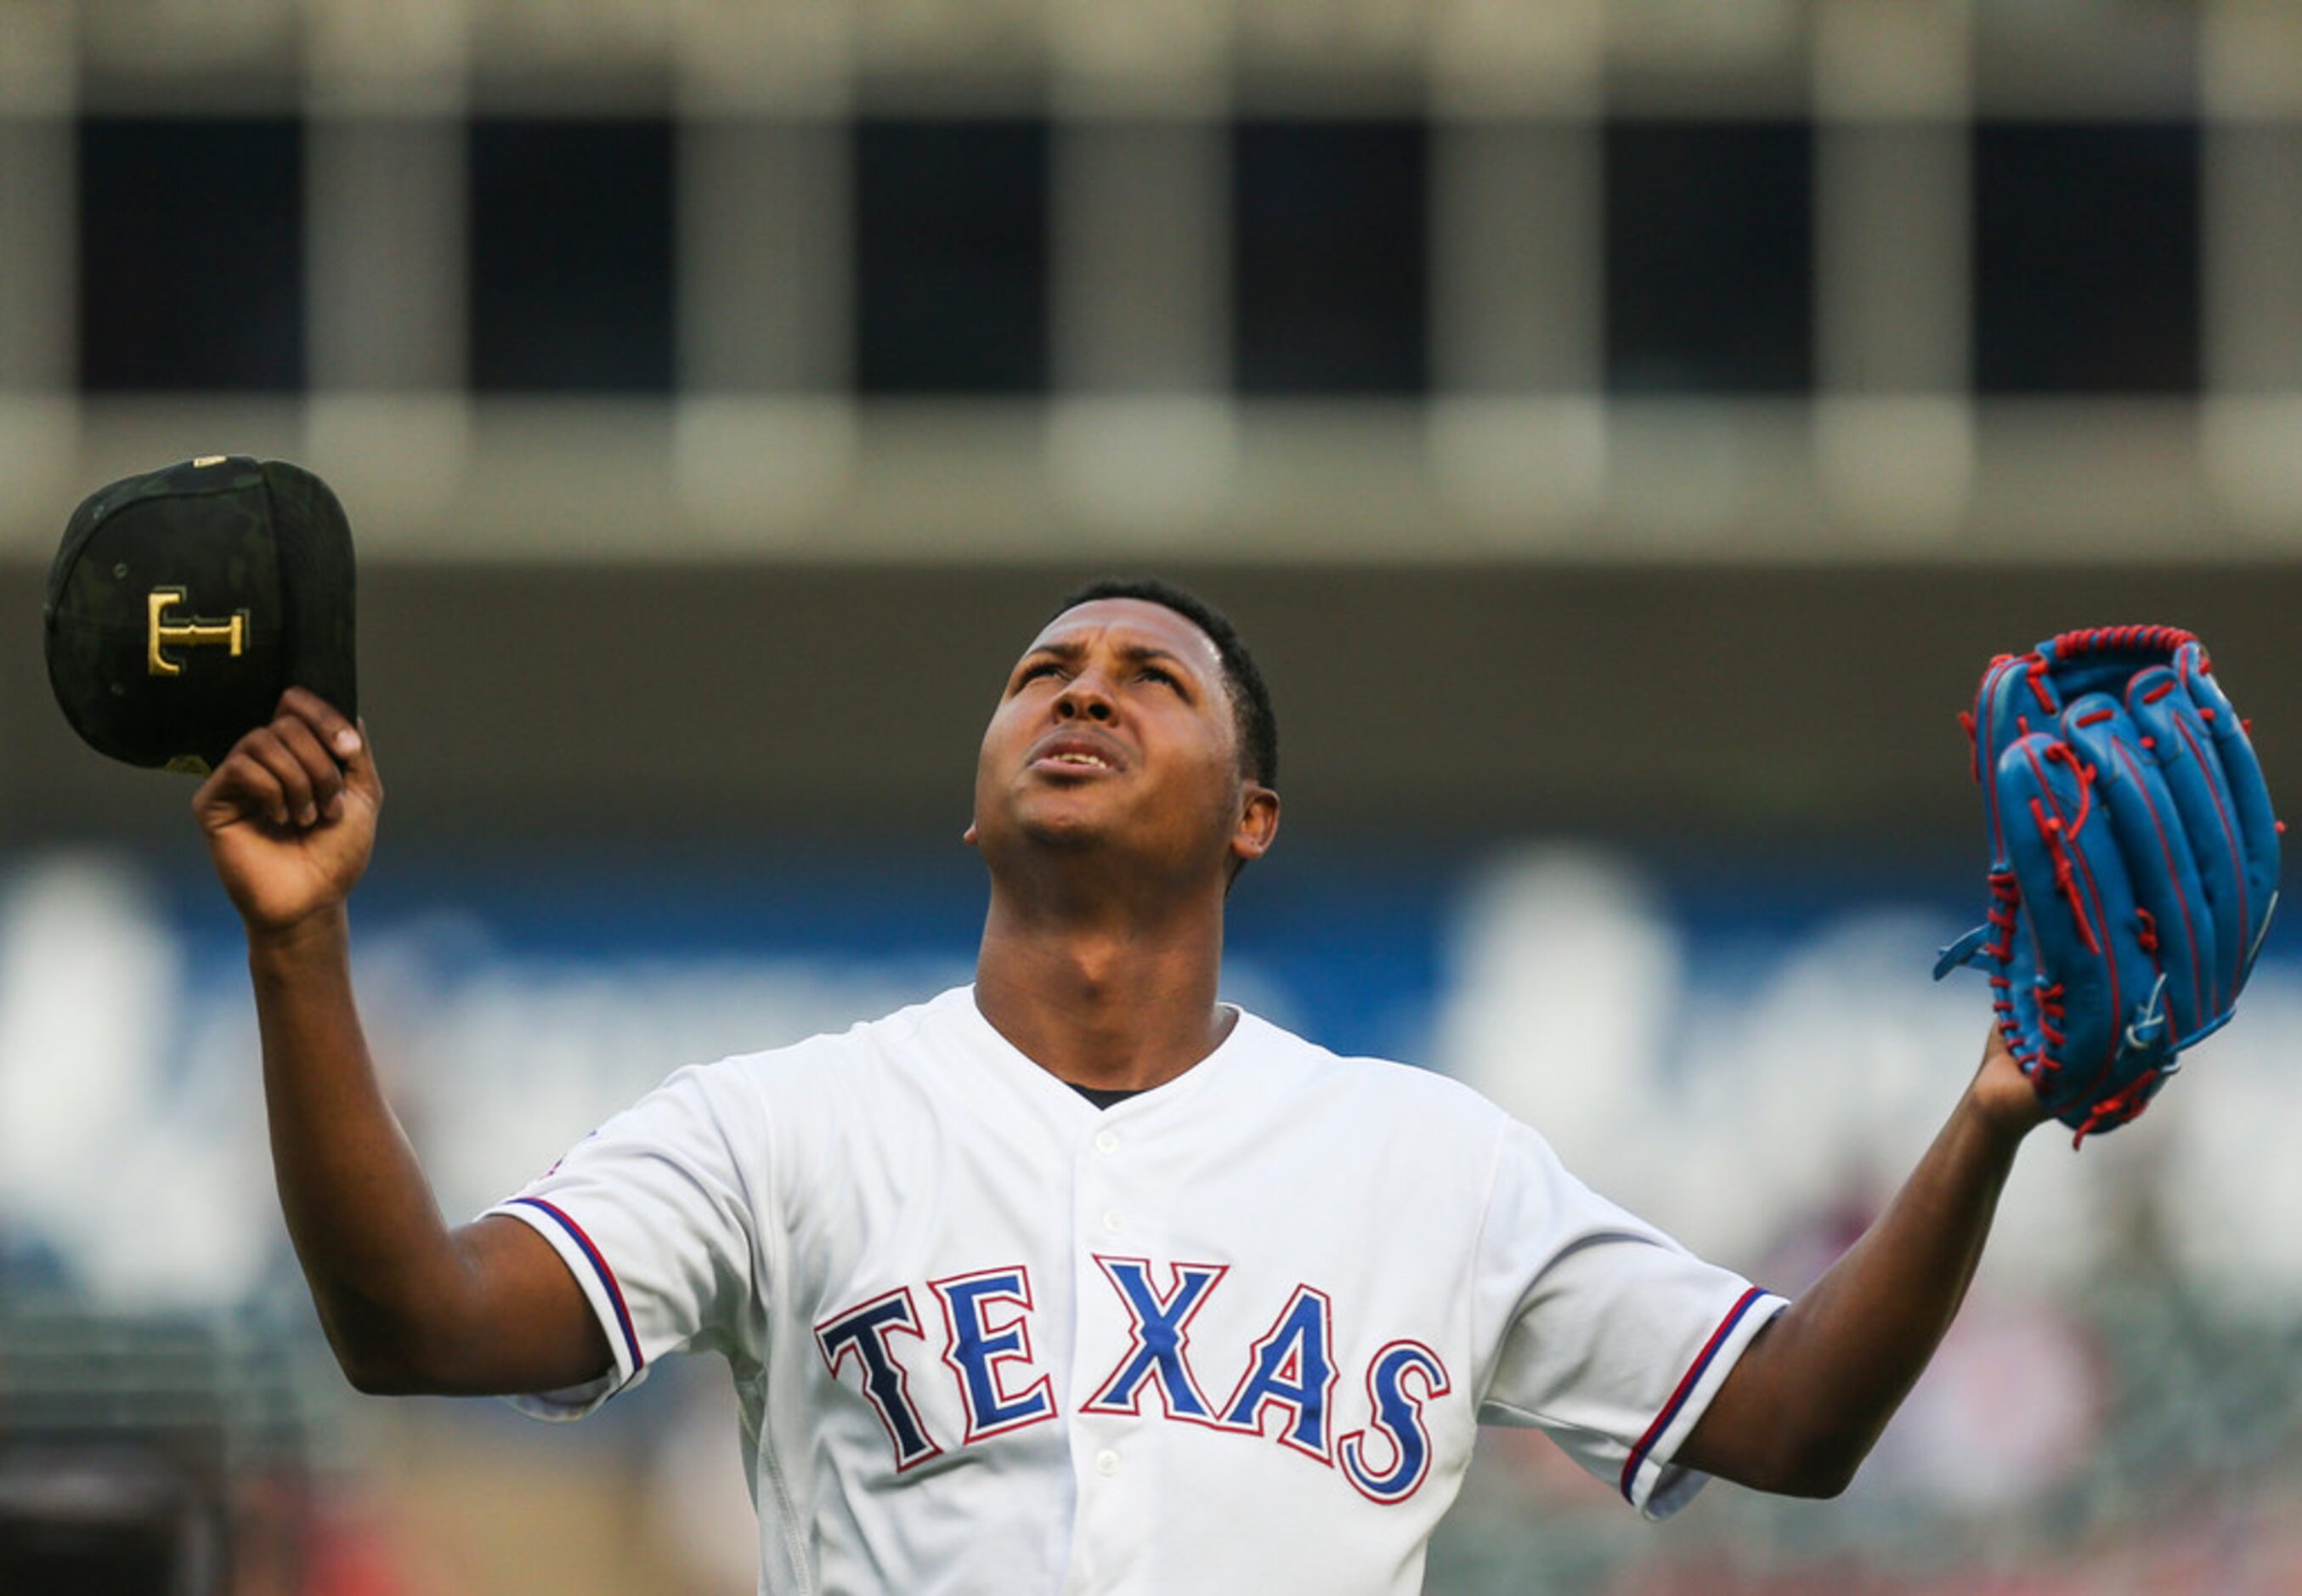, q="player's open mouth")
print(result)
[1029,733,1125,776]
